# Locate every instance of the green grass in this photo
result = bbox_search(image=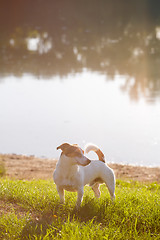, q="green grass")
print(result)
[0,179,160,239]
